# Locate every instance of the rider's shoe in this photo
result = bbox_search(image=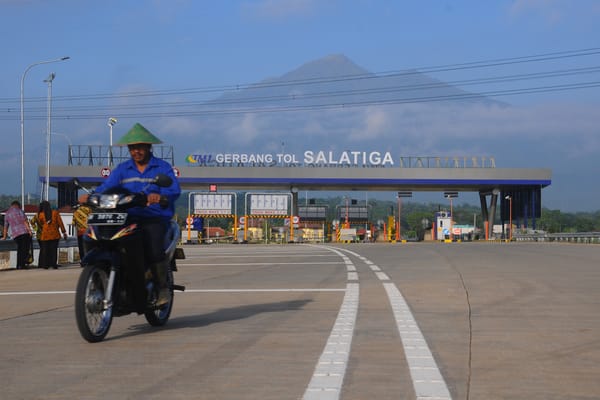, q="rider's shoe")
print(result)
[155,287,171,306]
